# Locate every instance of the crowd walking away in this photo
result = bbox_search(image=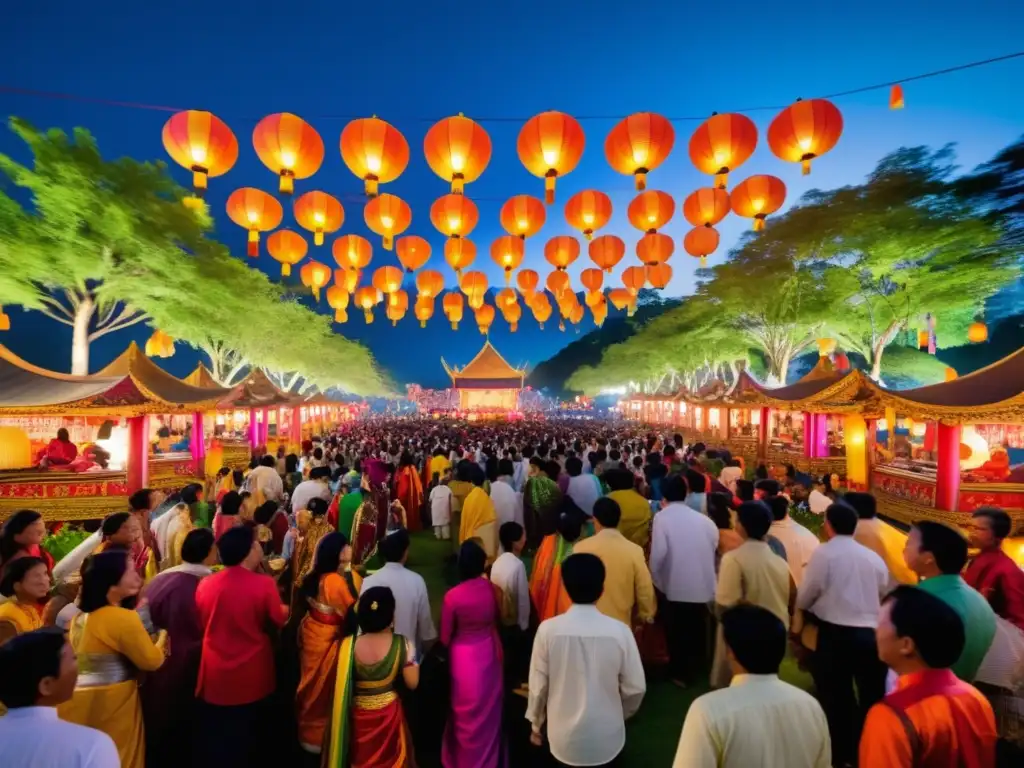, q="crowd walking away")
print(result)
[1,415,1023,768]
